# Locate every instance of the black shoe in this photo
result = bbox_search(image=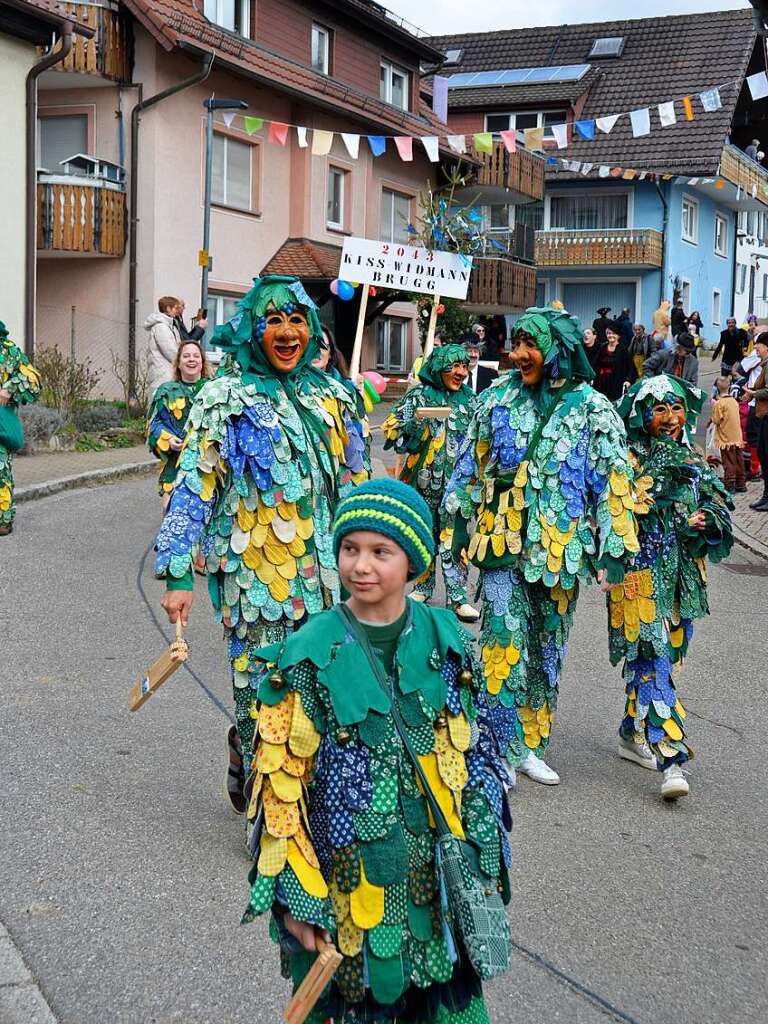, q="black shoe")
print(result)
[752,498,768,512]
[736,485,748,493]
